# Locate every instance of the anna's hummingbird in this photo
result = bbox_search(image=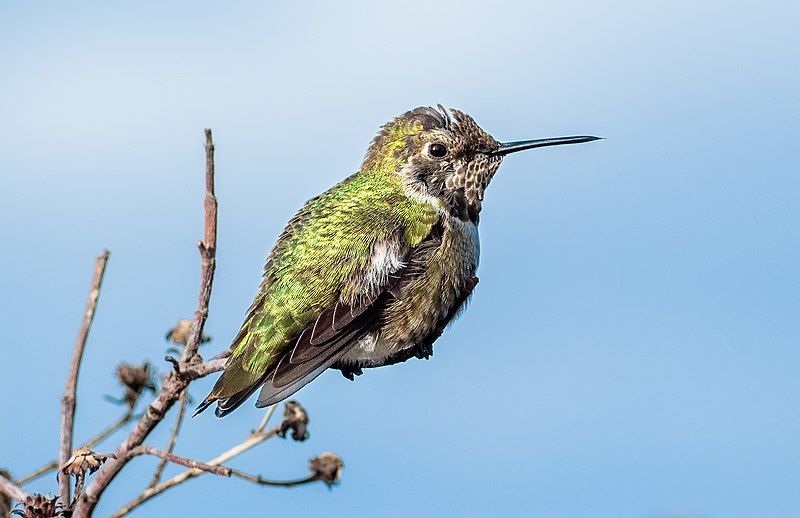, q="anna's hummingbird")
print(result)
[198,106,599,417]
